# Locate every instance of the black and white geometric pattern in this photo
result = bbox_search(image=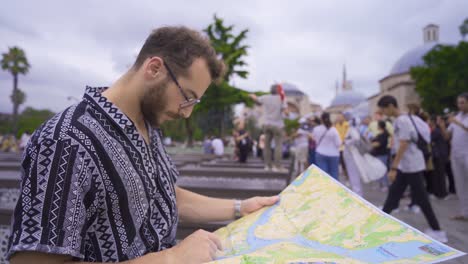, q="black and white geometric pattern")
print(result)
[7,87,179,262]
